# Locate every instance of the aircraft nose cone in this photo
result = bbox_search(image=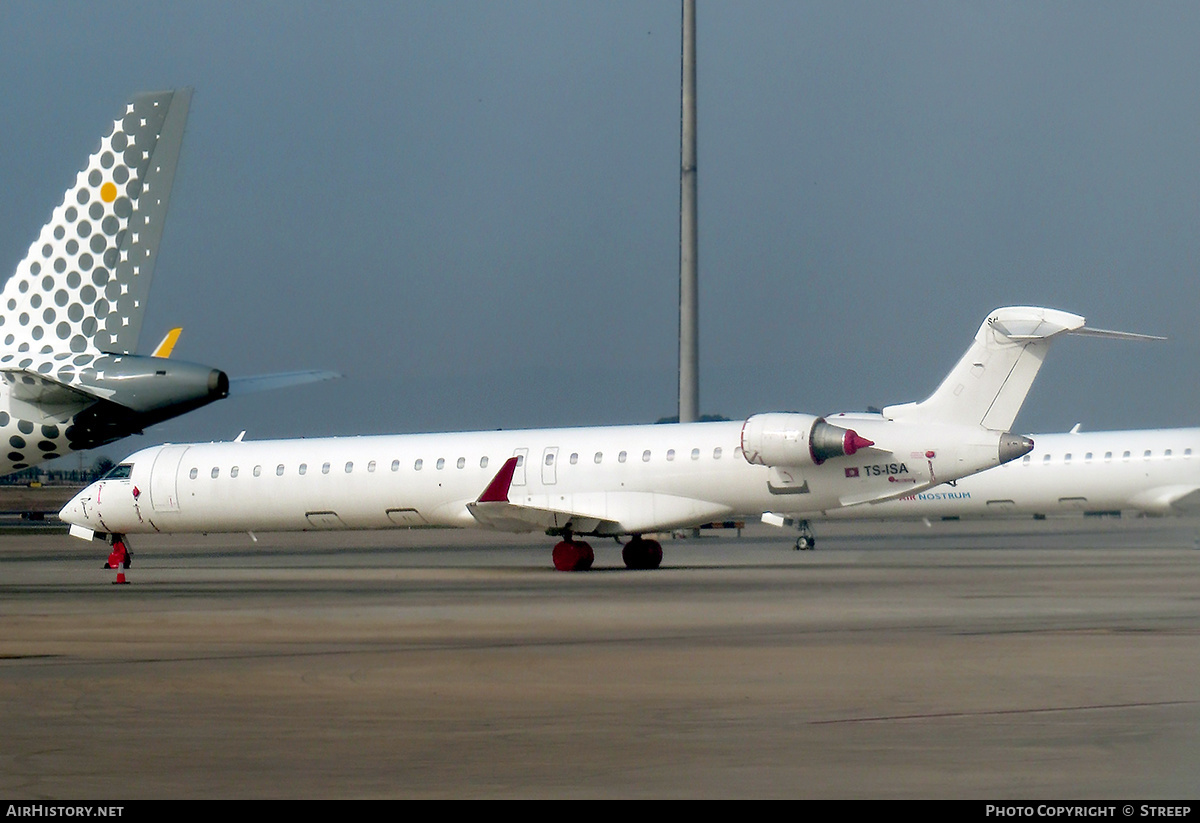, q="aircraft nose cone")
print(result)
[998,432,1035,465]
[58,490,90,526]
